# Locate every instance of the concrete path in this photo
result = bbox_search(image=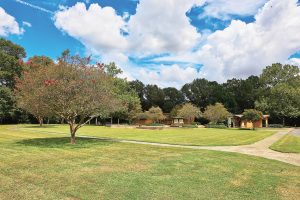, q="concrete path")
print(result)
[291,128,300,137]
[114,129,300,166]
